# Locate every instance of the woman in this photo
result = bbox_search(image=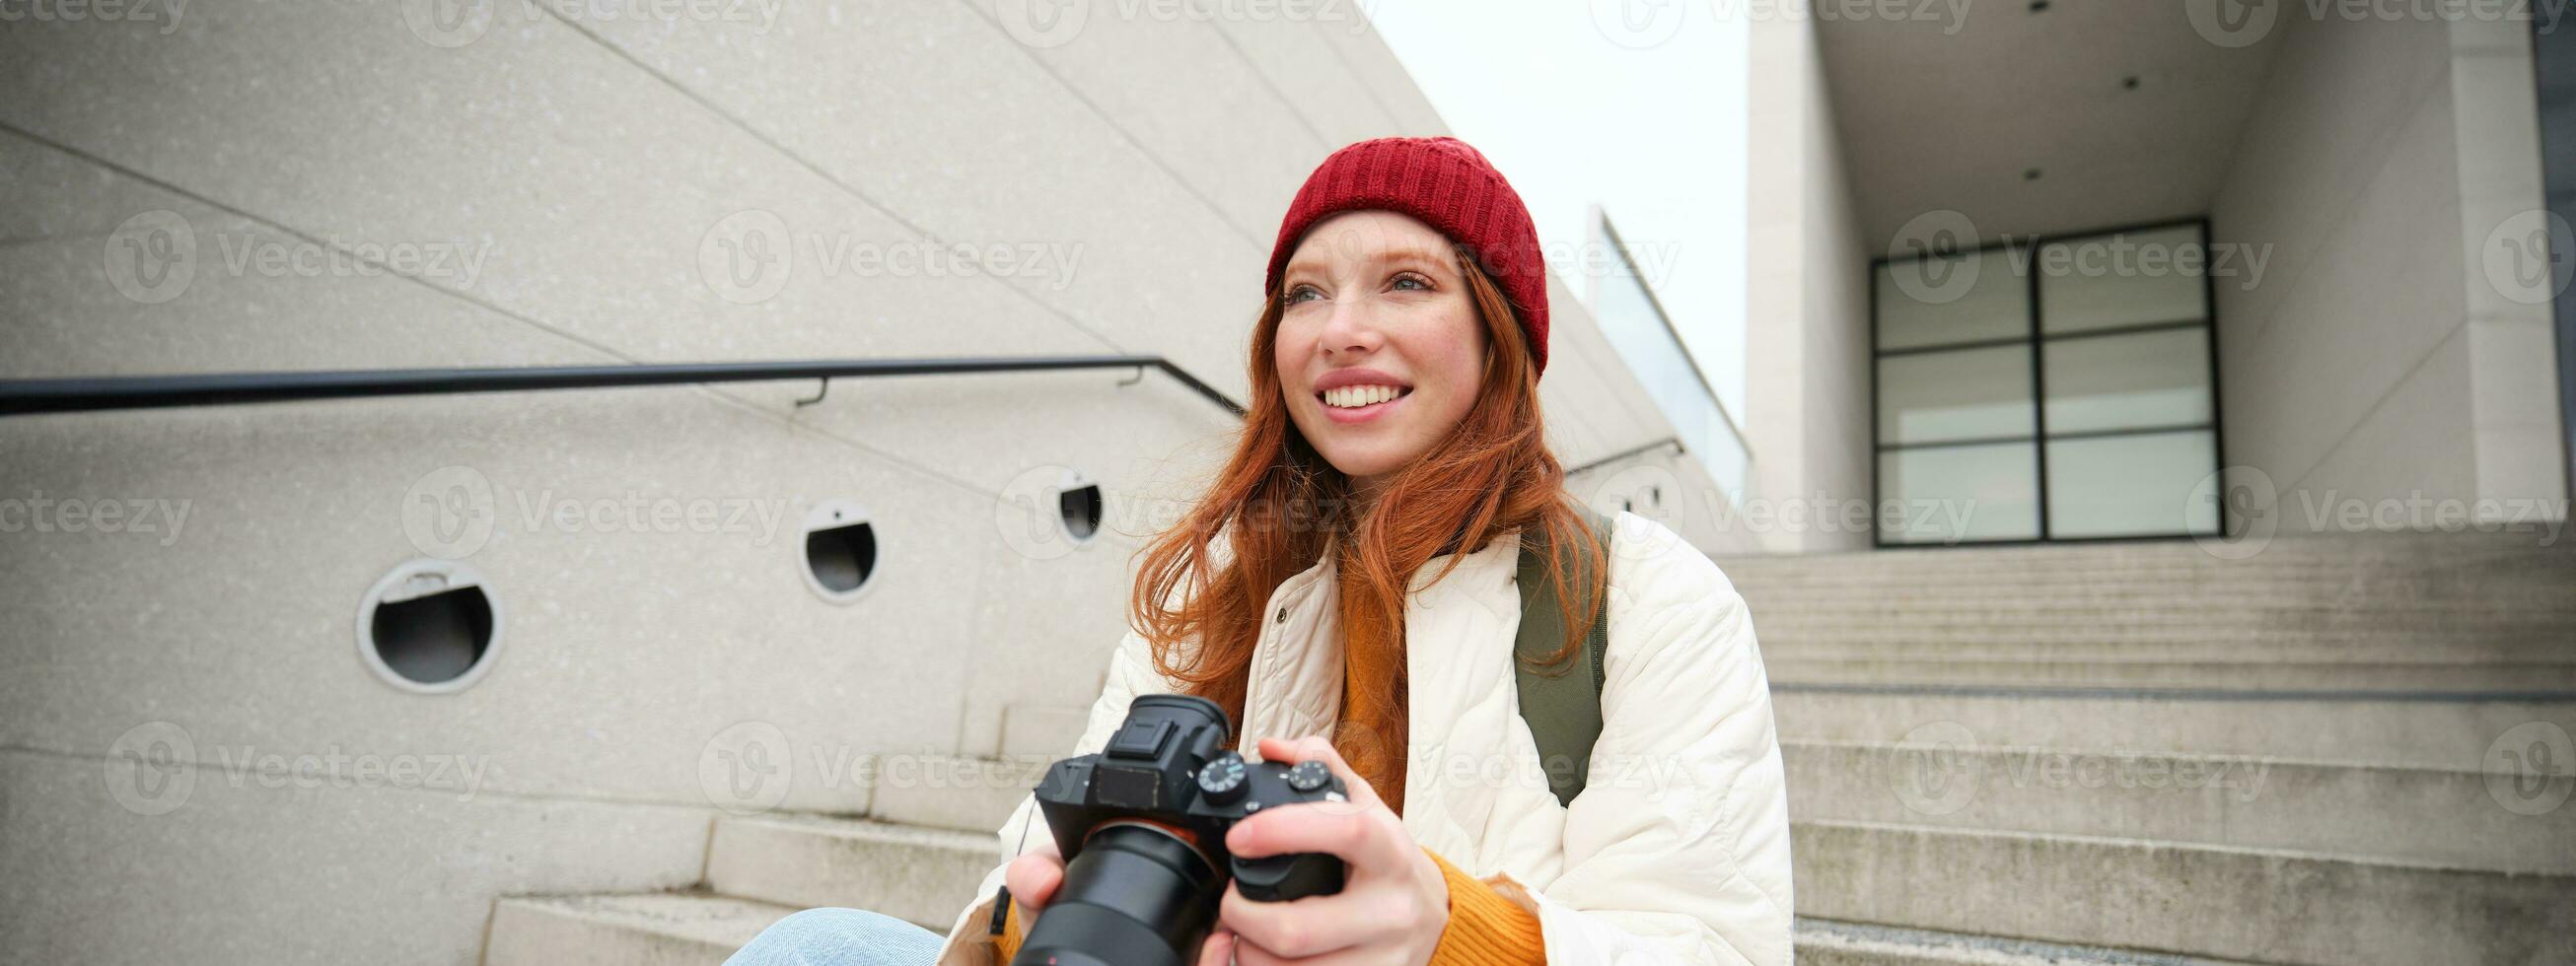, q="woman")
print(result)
[732,137,1792,966]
